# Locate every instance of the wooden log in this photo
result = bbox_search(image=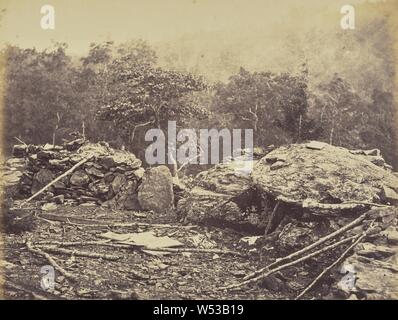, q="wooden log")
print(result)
[275,195,389,210]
